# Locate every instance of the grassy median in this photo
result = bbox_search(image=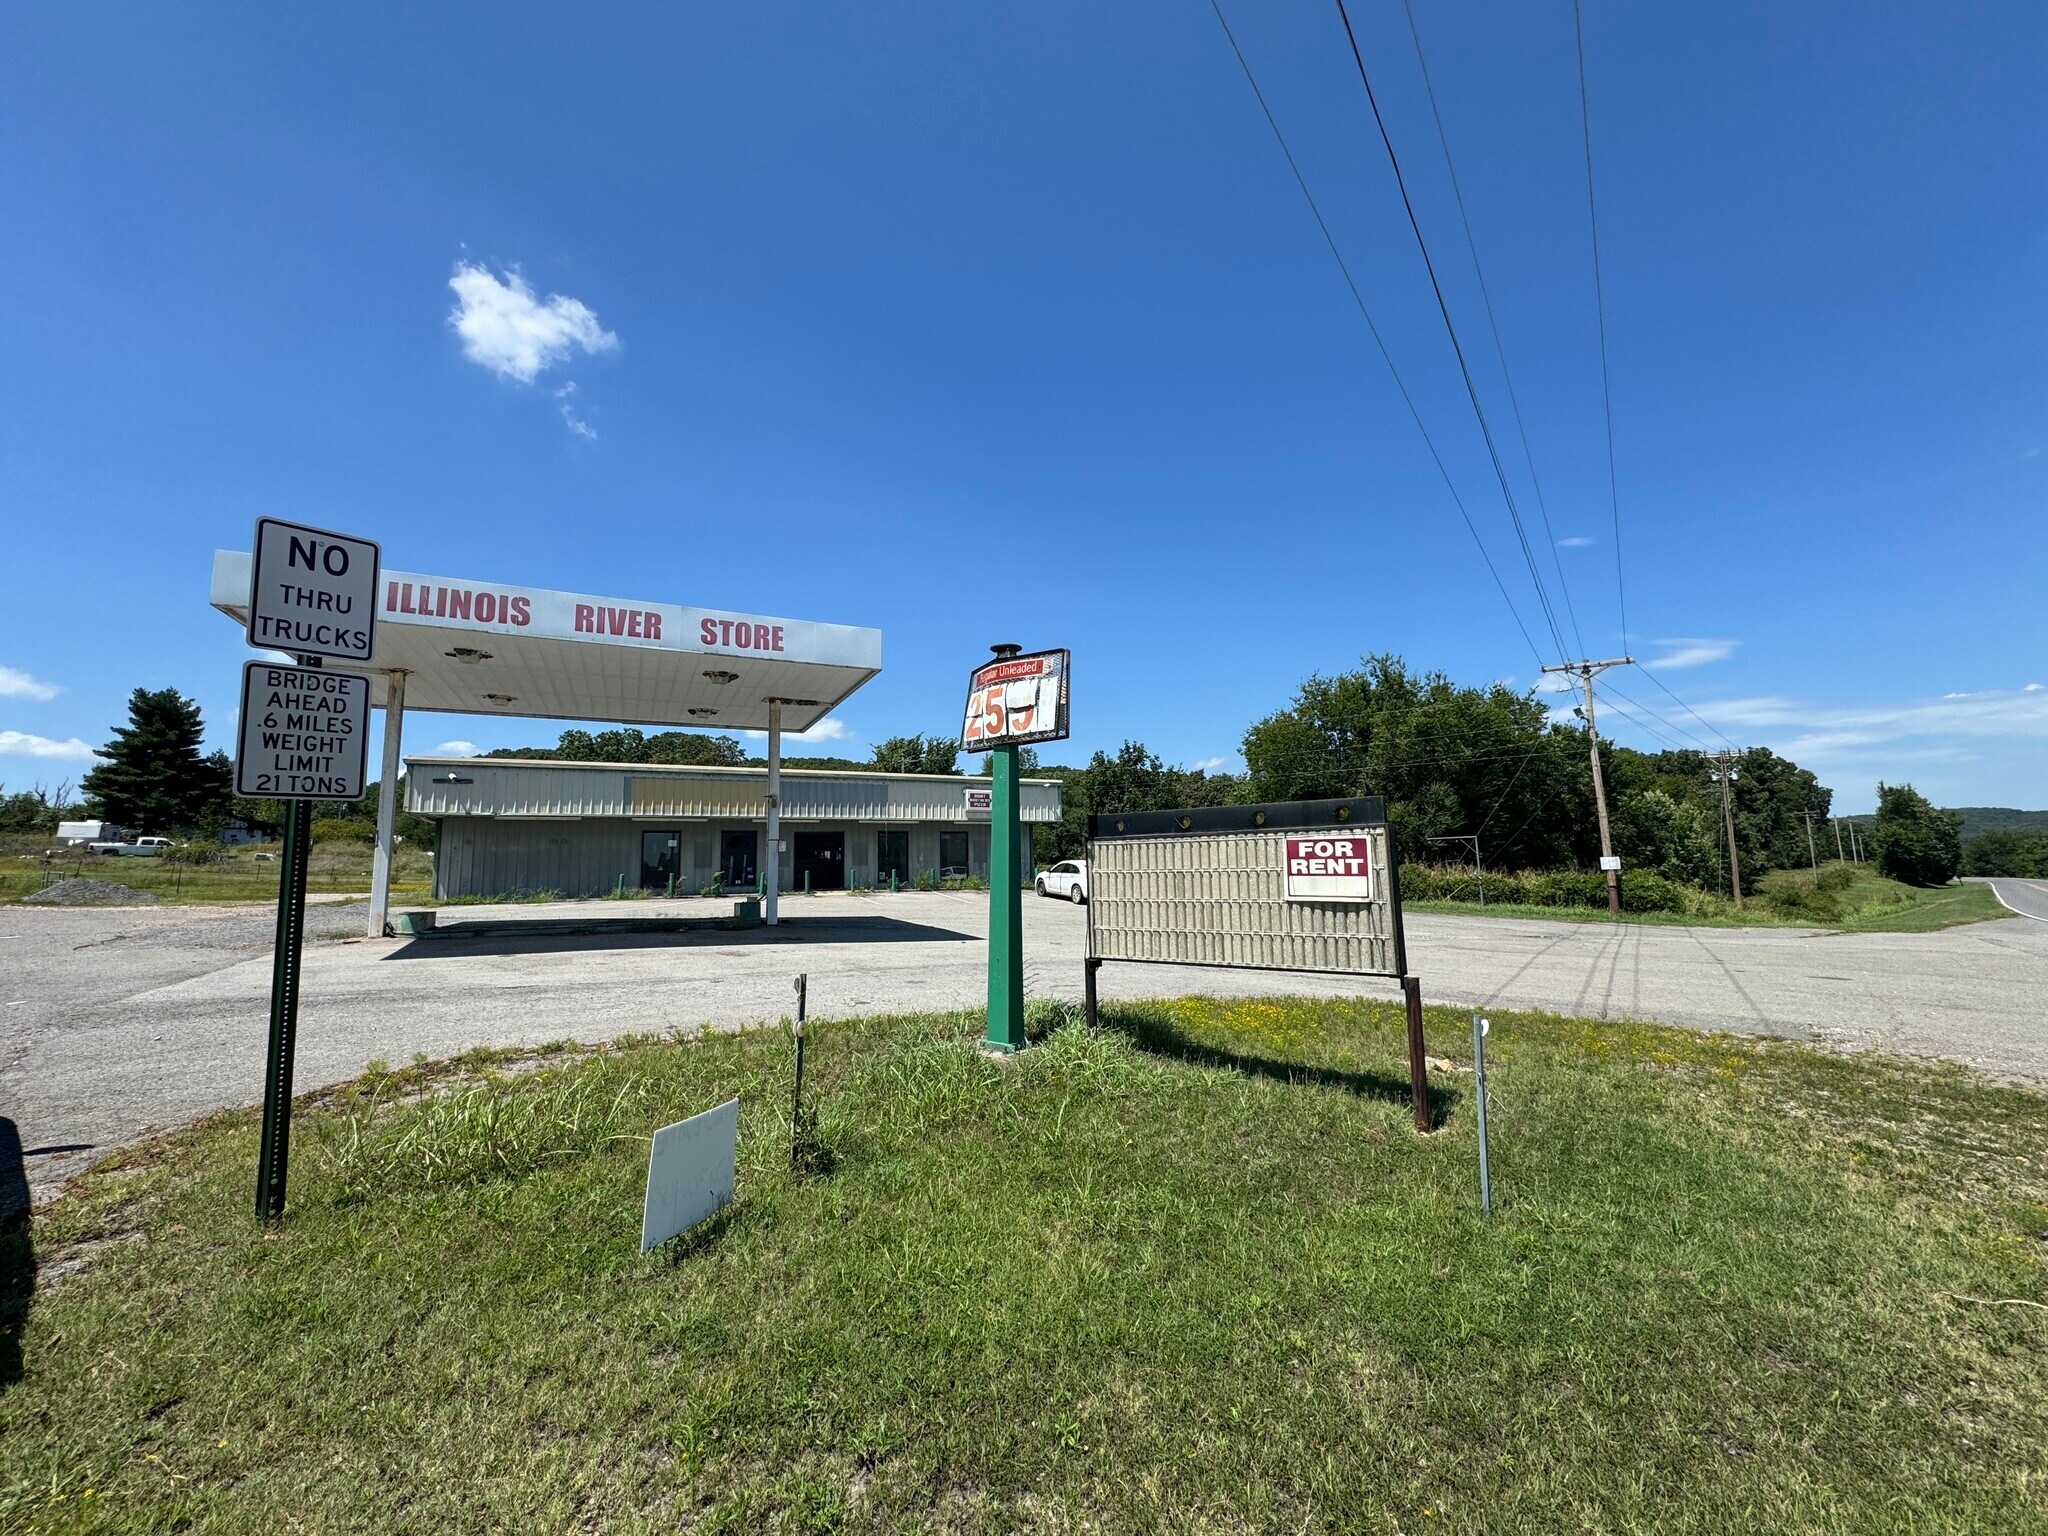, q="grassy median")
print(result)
[4,999,2045,1534]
